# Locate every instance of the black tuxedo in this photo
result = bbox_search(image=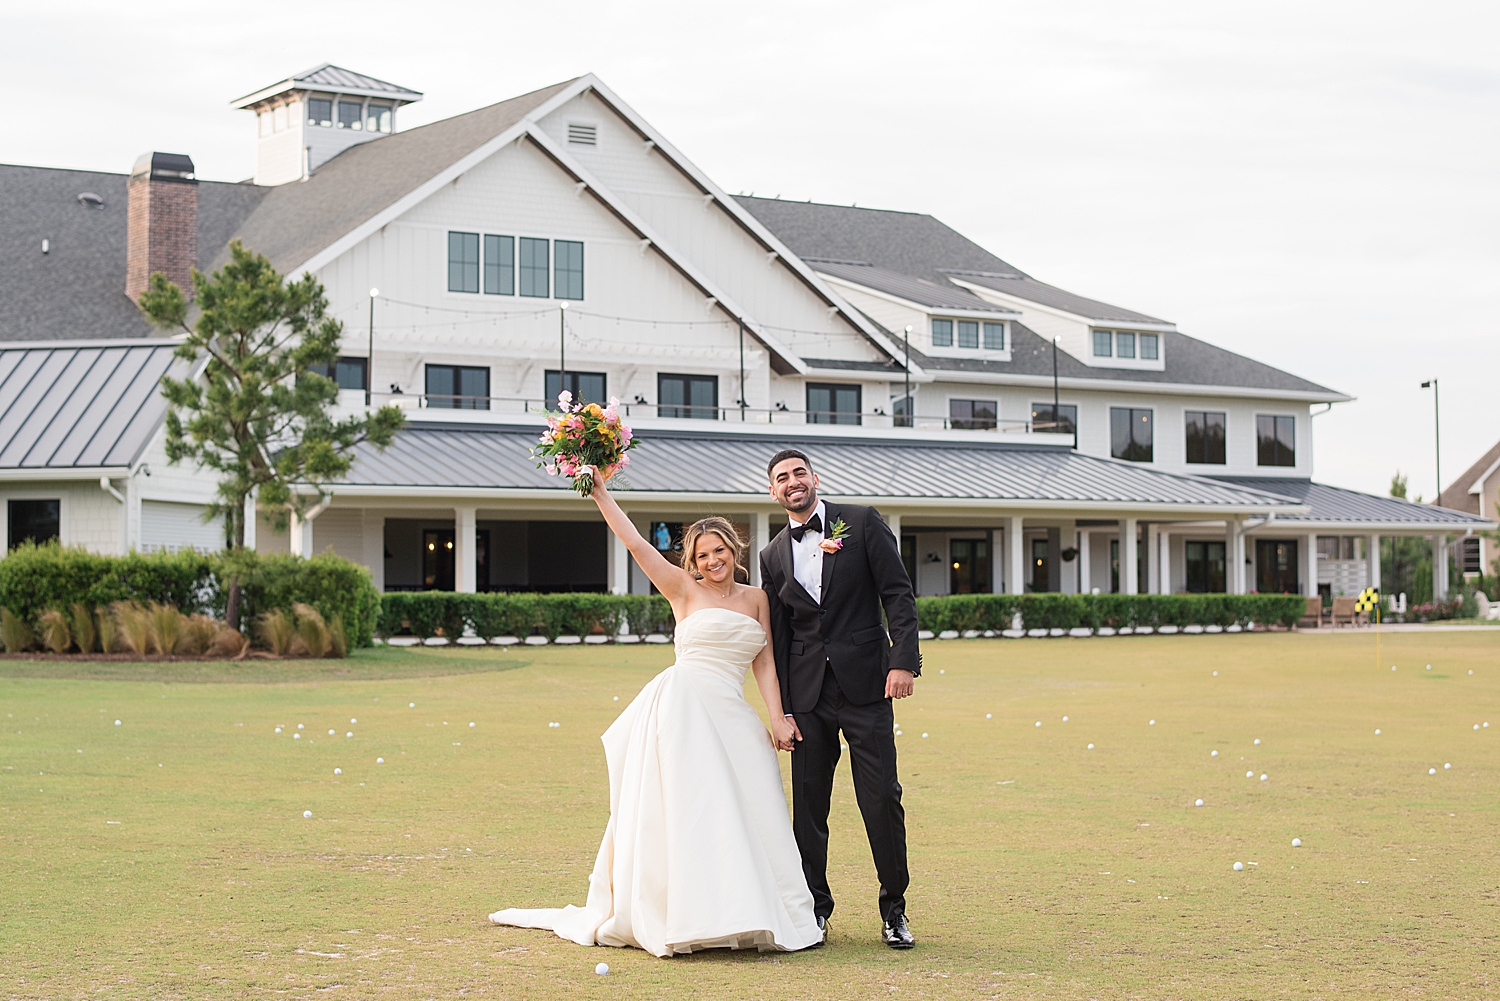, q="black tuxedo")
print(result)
[760,501,920,924]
